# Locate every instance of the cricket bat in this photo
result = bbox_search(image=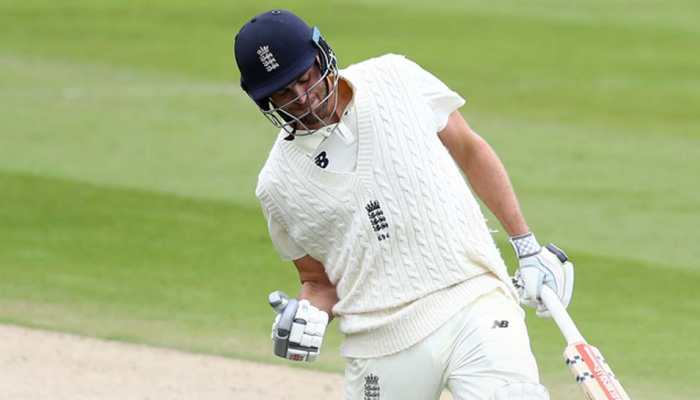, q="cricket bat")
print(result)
[539,286,632,400]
